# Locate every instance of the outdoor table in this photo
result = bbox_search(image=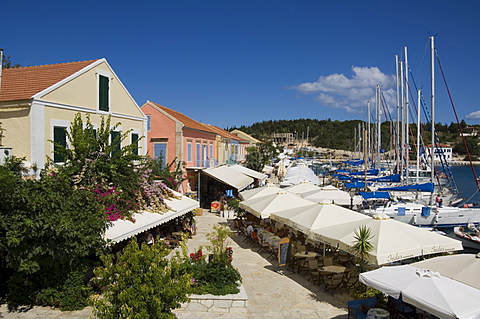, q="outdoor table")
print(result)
[294,251,318,258]
[293,251,318,272]
[317,265,346,286]
[366,308,390,319]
